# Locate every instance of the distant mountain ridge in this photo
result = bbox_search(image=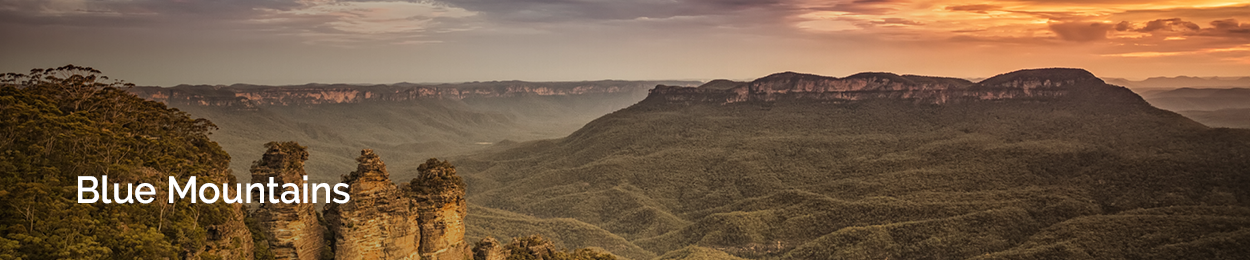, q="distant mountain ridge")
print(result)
[650,68,1129,104]
[123,80,699,185]
[1144,87,1250,111]
[1138,87,1250,128]
[129,80,700,108]
[1105,76,1250,89]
